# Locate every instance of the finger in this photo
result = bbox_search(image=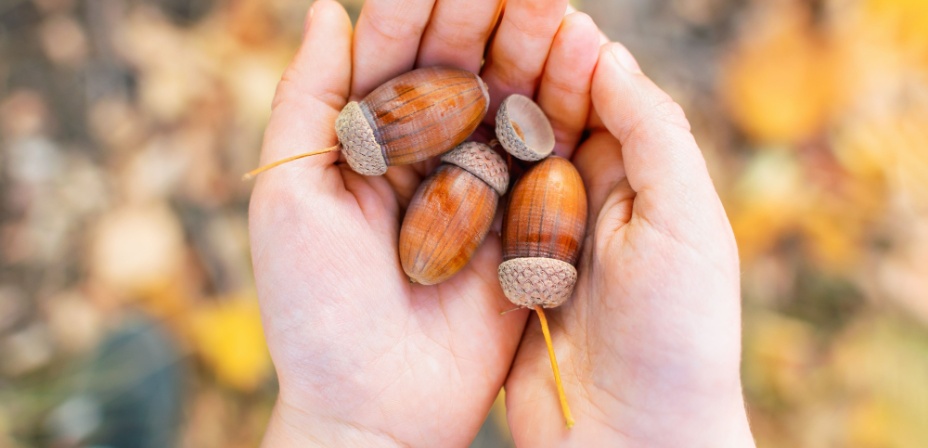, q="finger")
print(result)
[567,3,611,45]
[480,0,570,120]
[352,0,436,98]
[570,131,635,231]
[536,12,600,158]
[591,43,713,224]
[416,0,503,73]
[259,0,352,185]
[586,43,640,131]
